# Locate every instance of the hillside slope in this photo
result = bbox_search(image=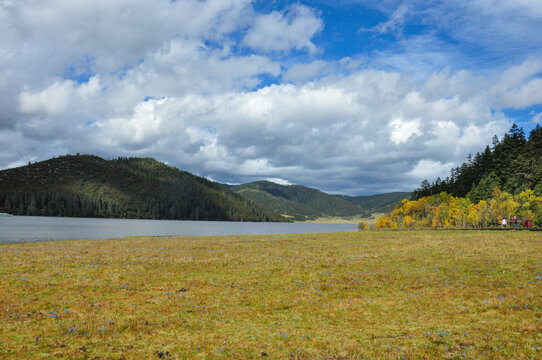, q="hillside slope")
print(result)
[231,181,366,220]
[336,192,411,214]
[0,155,287,222]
